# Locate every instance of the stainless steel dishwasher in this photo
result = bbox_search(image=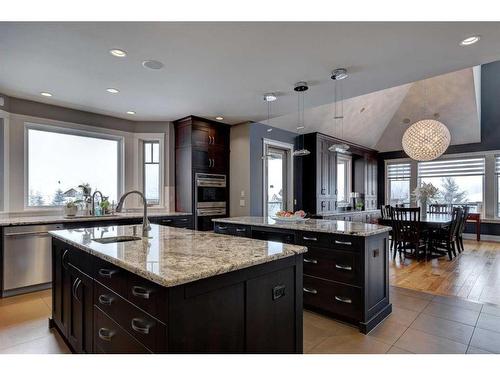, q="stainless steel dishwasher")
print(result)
[2,223,64,297]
